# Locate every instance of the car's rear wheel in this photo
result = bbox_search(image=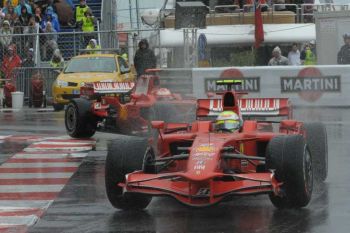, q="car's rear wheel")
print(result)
[105,138,152,210]
[65,98,97,138]
[303,122,328,181]
[266,135,313,208]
